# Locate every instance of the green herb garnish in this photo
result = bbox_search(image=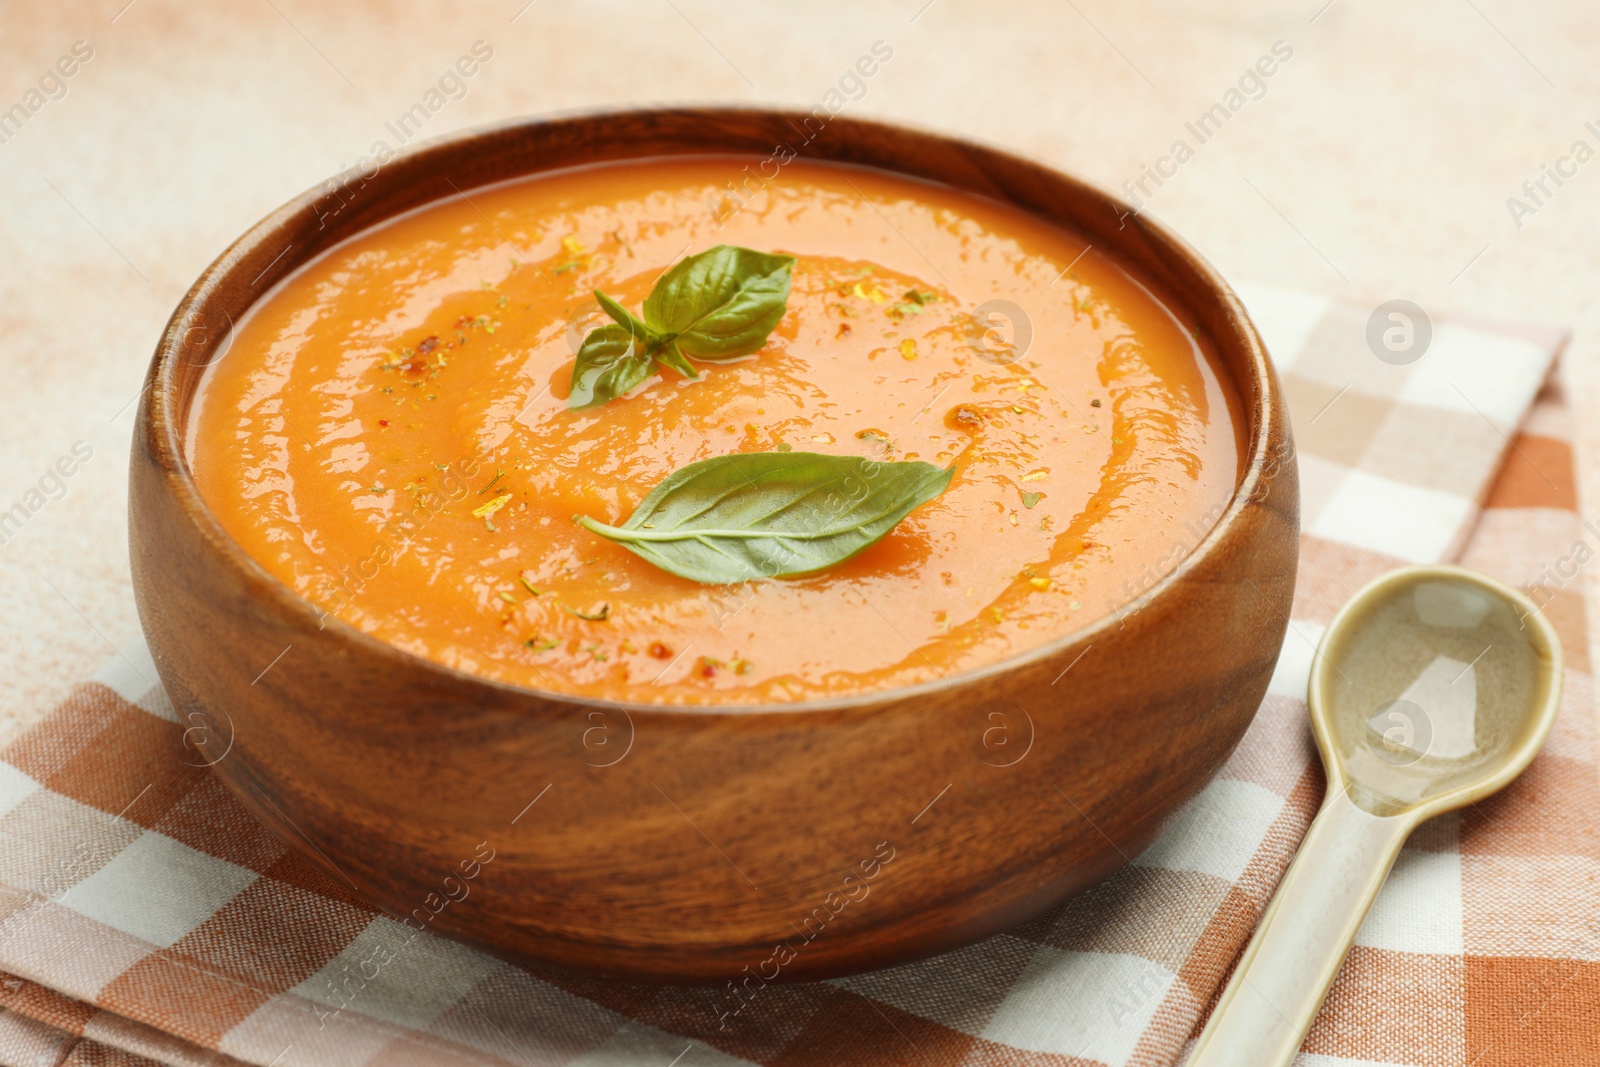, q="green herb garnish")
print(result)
[568,245,795,409]
[575,451,953,585]
[477,469,506,495]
